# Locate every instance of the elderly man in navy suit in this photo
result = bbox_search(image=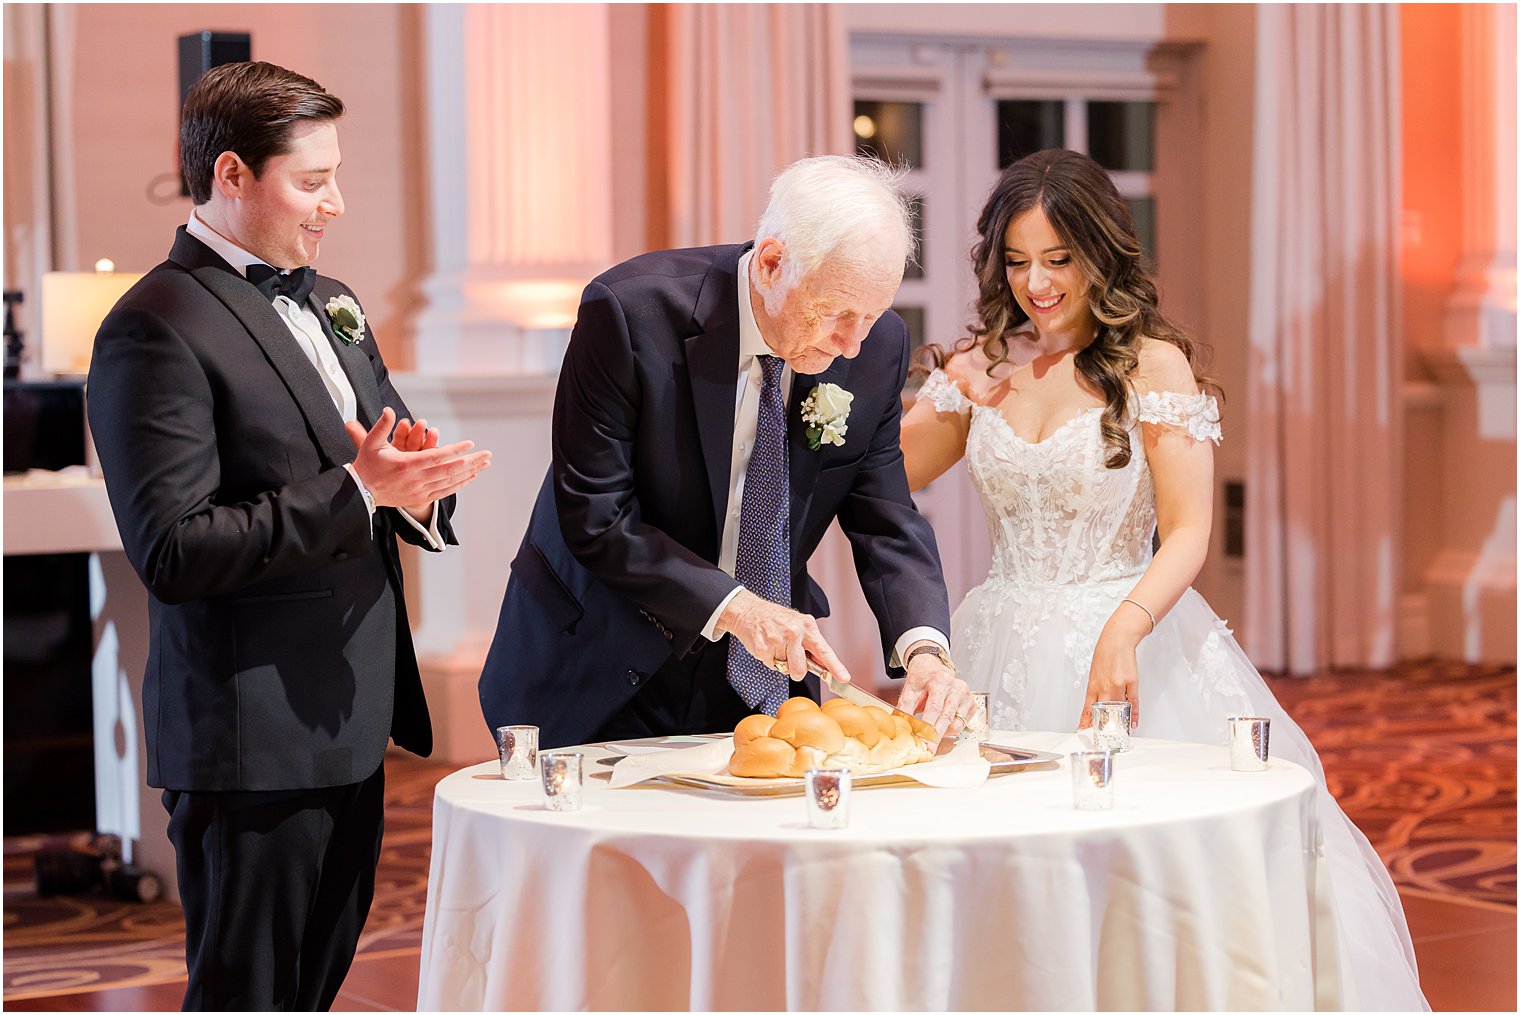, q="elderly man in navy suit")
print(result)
[480,155,971,749]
